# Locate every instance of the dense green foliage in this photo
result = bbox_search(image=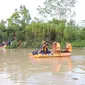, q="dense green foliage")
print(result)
[0,4,85,48]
